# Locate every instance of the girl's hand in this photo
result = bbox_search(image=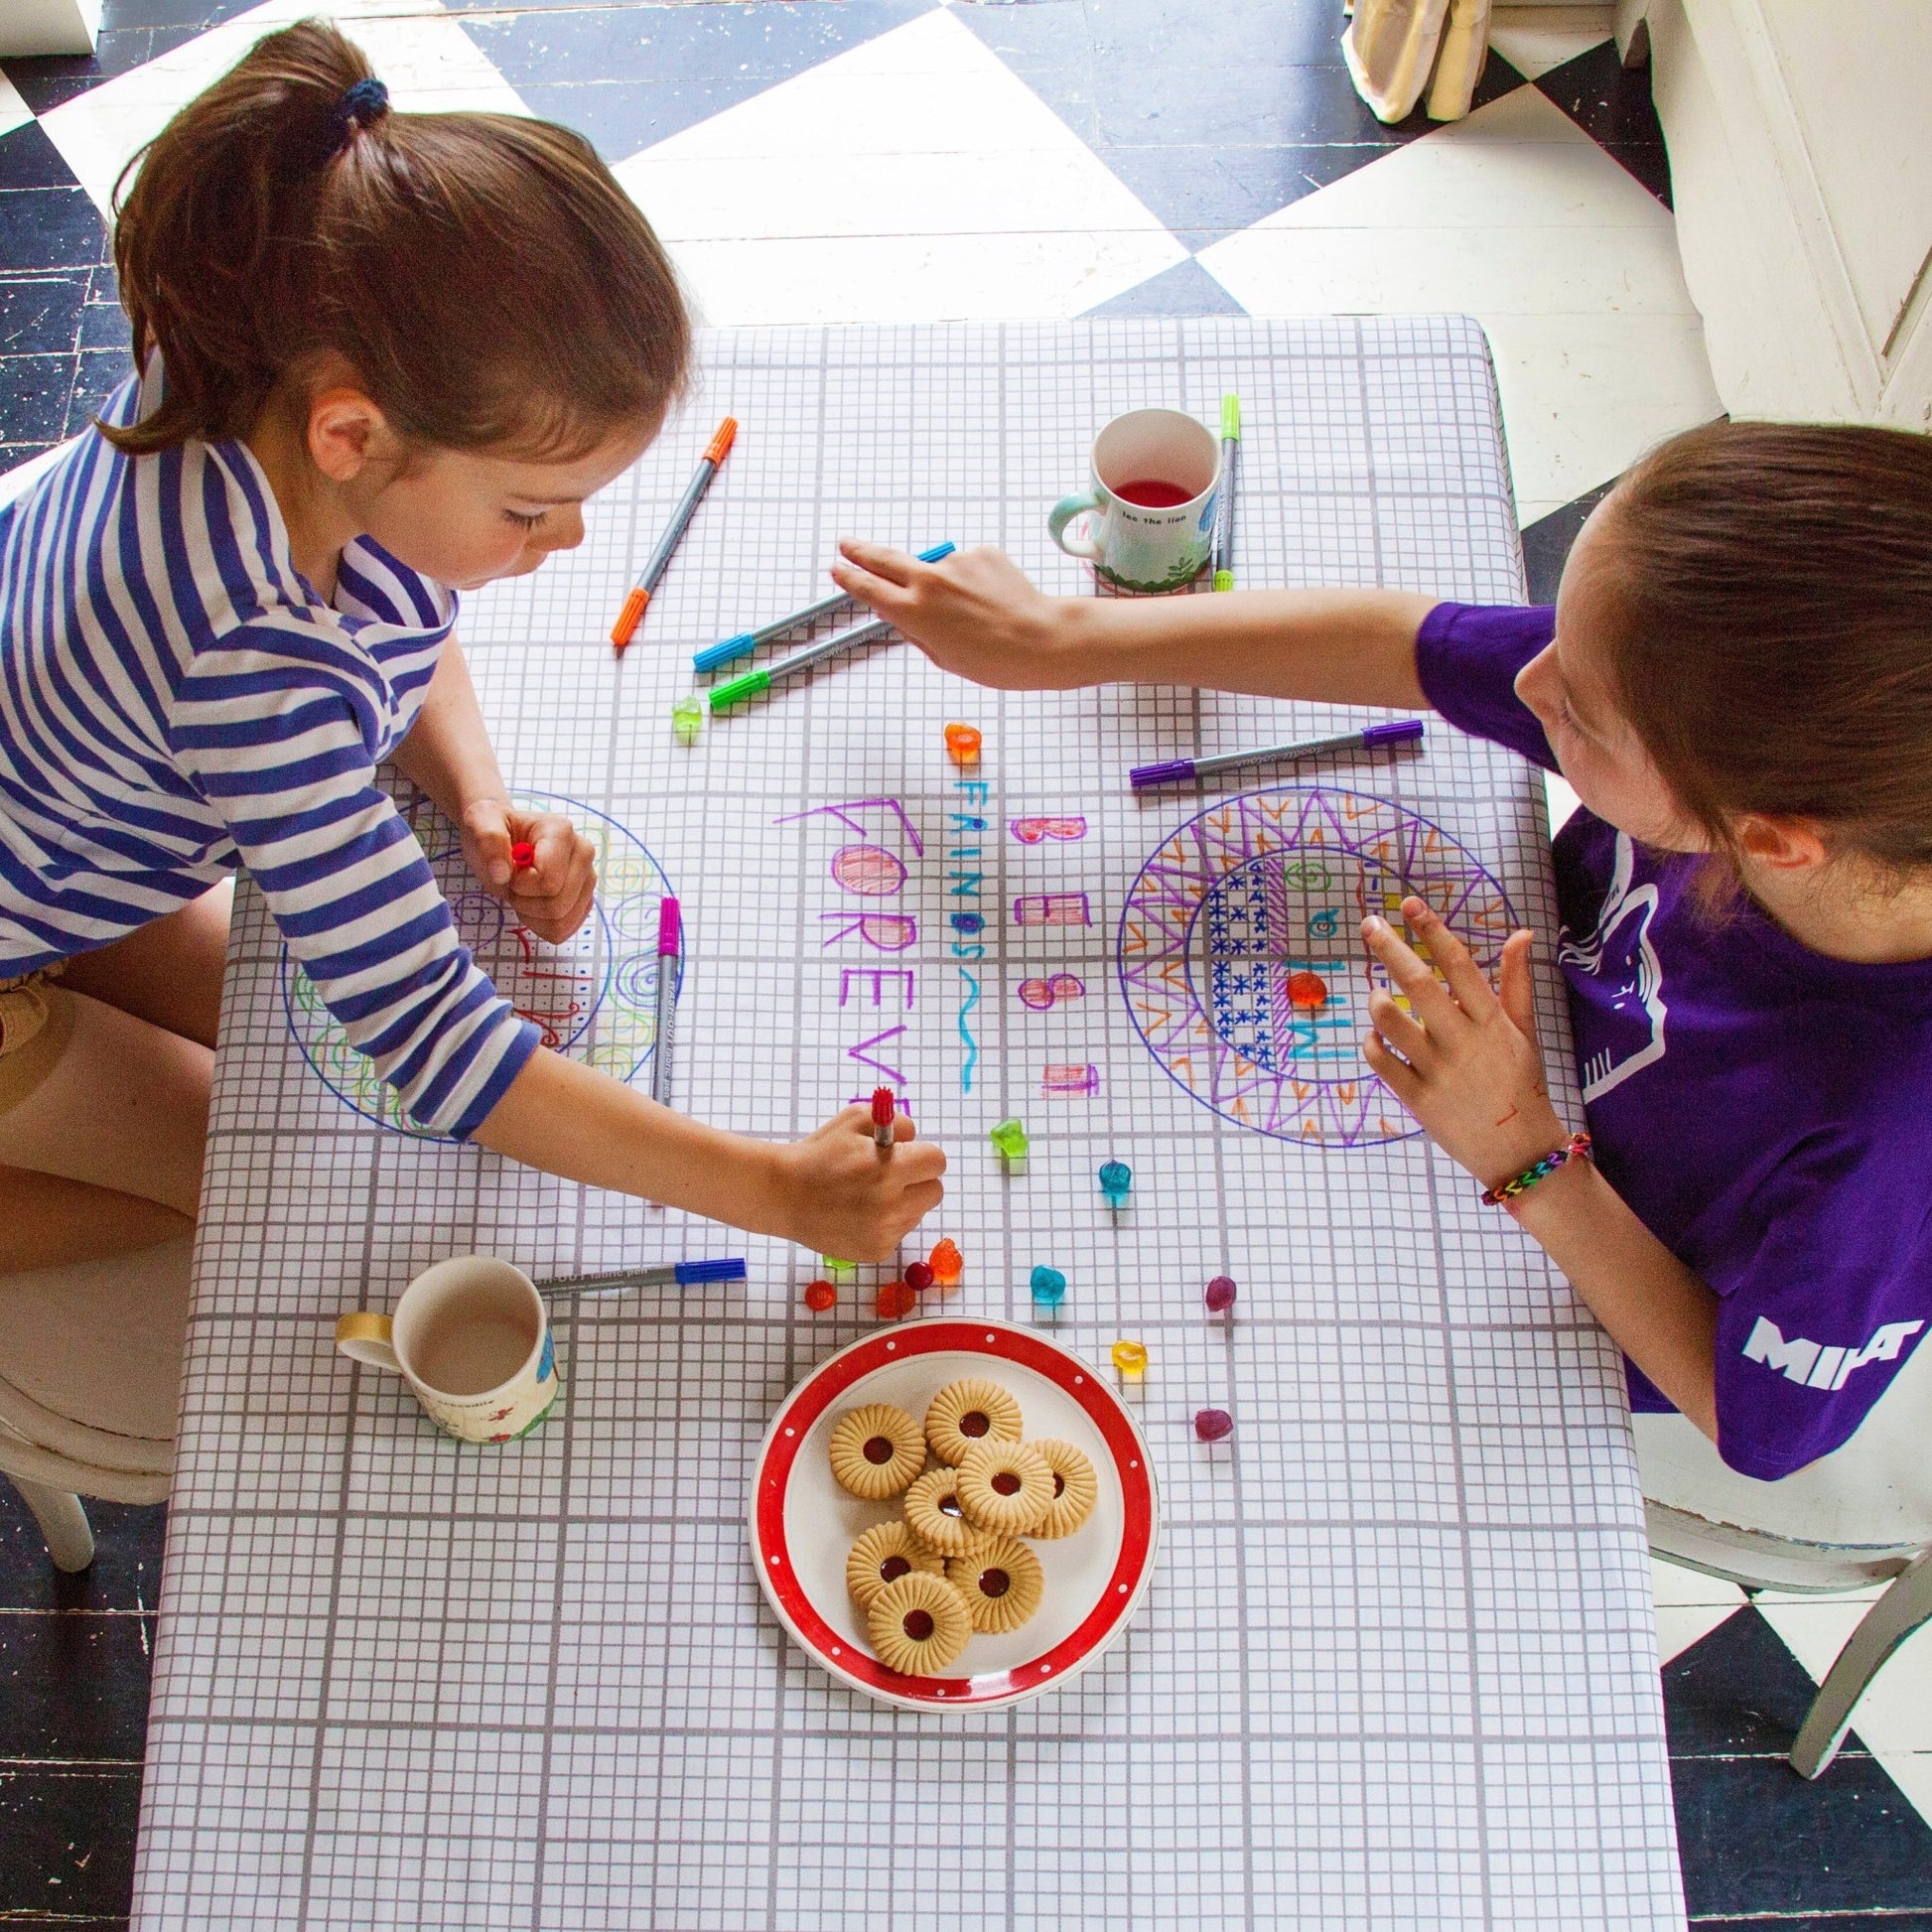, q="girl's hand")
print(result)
[829,540,1083,690]
[763,1105,946,1262]
[1360,897,1570,1191]
[461,798,598,945]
